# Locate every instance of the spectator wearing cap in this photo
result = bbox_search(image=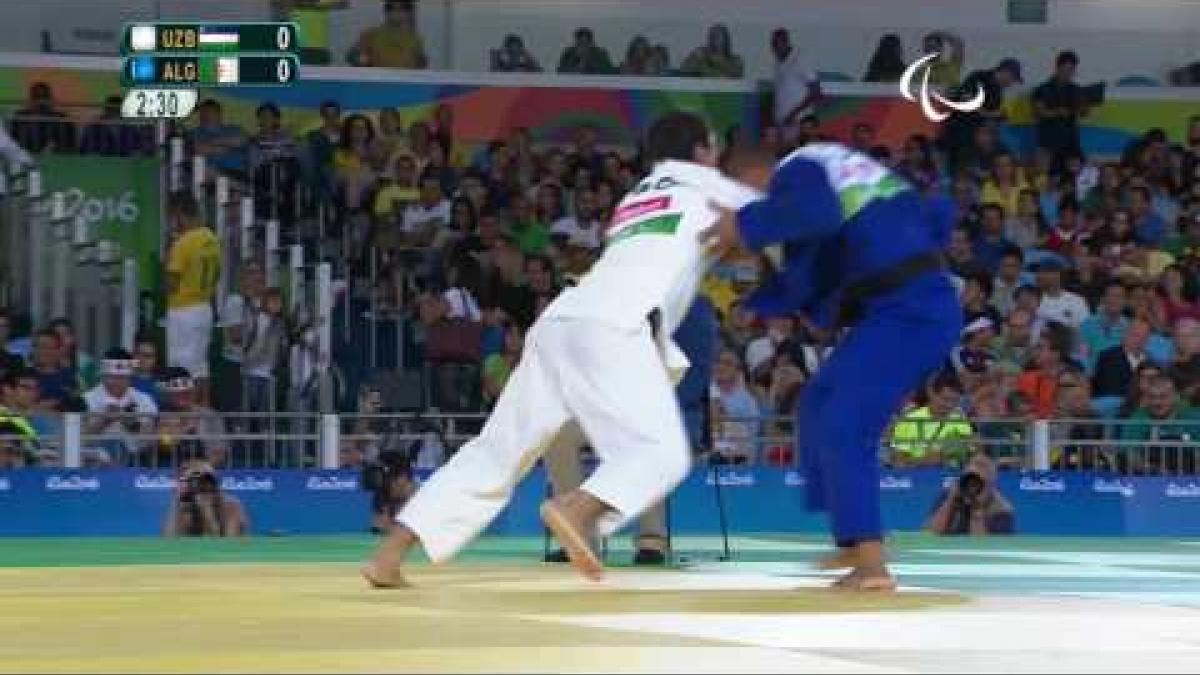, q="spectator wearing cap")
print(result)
[1078,280,1130,370]
[82,349,159,466]
[1033,50,1089,174]
[1092,316,1158,400]
[1034,258,1090,329]
[890,374,975,469]
[152,367,227,467]
[353,0,428,69]
[939,57,1021,174]
[490,34,541,72]
[556,27,616,74]
[952,317,998,380]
